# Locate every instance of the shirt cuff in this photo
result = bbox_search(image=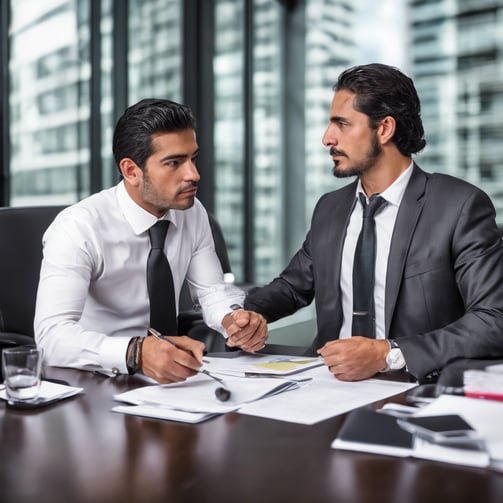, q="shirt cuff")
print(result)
[198,285,246,337]
[98,336,133,374]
